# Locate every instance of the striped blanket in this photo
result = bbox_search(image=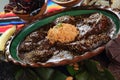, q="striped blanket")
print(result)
[0,0,63,34]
